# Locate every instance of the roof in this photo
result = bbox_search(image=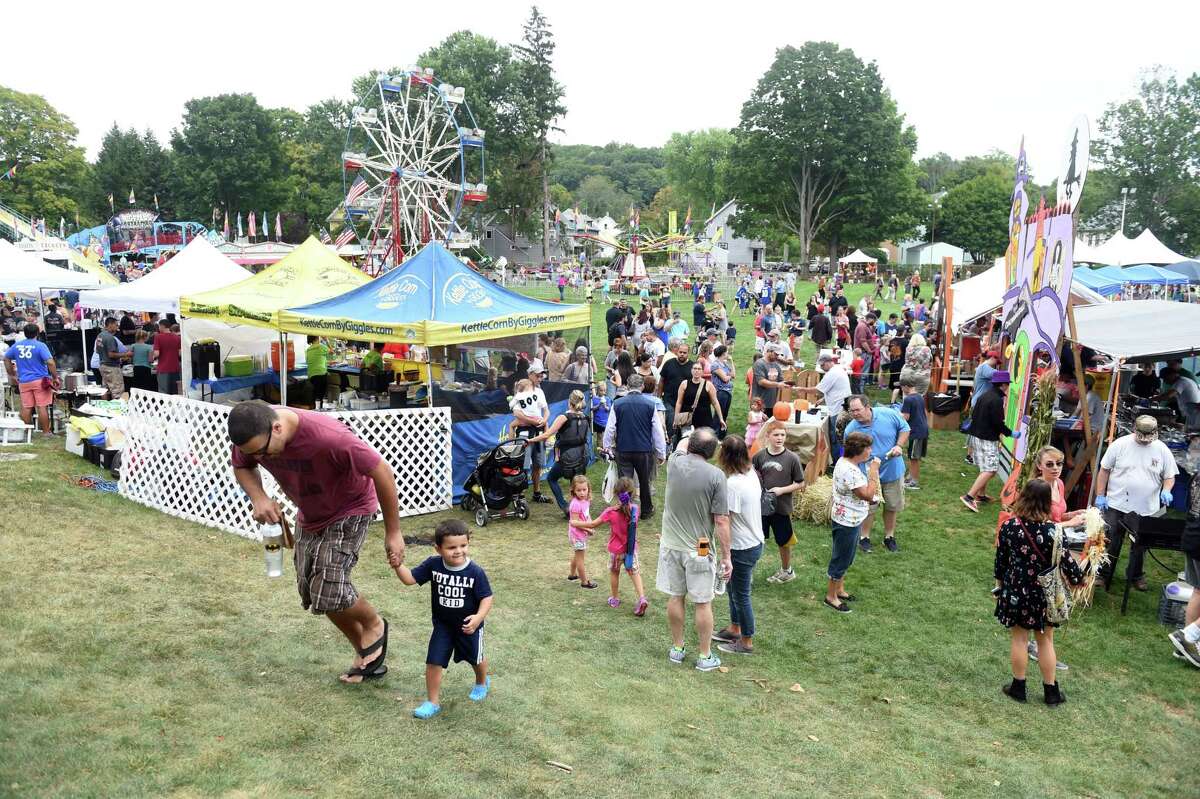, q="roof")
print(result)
[179,236,370,328]
[78,237,248,313]
[1069,300,1200,361]
[0,239,102,292]
[277,242,590,346]
[705,200,736,227]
